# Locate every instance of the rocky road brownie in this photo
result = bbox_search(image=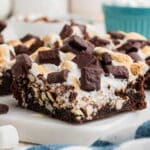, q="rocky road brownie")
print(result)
[11,35,148,123]
[89,31,150,89]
